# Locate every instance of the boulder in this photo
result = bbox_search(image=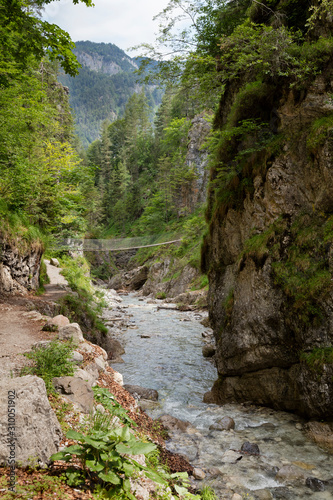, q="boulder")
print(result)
[52,376,94,413]
[202,344,216,358]
[275,465,306,483]
[112,371,124,386]
[124,384,158,401]
[241,442,260,455]
[50,258,60,267]
[157,414,192,433]
[125,266,149,290]
[108,274,124,290]
[304,421,333,452]
[0,375,62,466]
[105,338,125,359]
[306,477,326,492]
[210,416,235,431]
[70,351,84,364]
[42,314,70,331]
[74,368,97,387]
[58,323,84,343]
[221,450,243,463]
